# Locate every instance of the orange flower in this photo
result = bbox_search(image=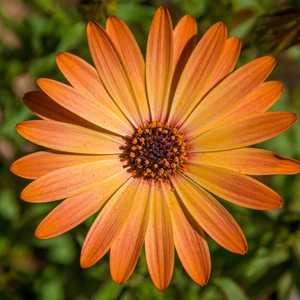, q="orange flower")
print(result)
[11,7,300,290]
